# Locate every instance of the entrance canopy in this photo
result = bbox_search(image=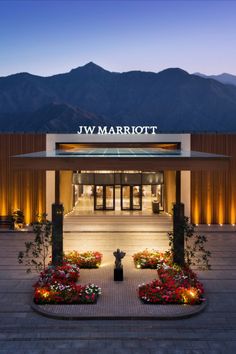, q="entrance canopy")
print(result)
[12,147,230,171]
